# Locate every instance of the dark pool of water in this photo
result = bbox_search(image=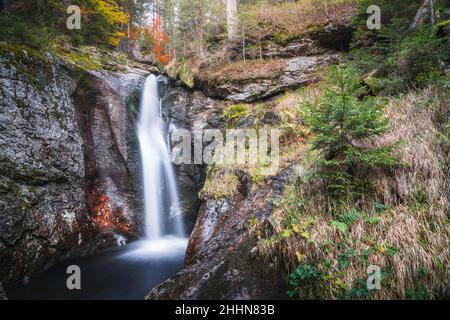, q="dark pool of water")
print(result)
[6,237,188,300]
